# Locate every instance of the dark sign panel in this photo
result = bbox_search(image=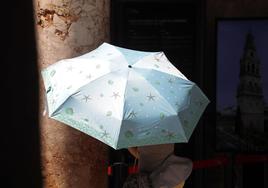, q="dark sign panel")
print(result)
[111,2,197,78]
